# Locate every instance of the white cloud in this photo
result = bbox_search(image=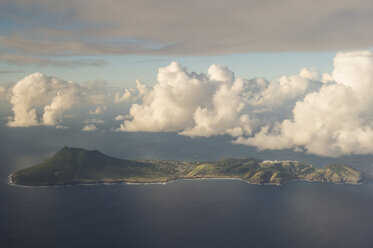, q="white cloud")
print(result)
[84,119,104,124]
[89,105,107,115]
[299,68,318,80]
[55,125,68,129]
[179,77,253,137]
[114,89,132,103]
[114,115,127,121]
[7,72,107,127]
[237,50,373,157]
[207,65,235,82]
[7,73,77,127]
[43,88,79,126]
[7,50,373,158]
[321,73,334,83]
[117,62,320,137]
[118,62,214,132]
[249,68,321,107]
[82,124,97,132]
[117,62,256,136]
[115,51,373,157]
[114,80,148,103]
